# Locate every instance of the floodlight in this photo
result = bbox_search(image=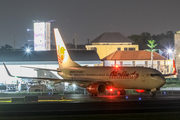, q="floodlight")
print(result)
[26,48,30,53]
[73,84,76,88]
[167,49,172,53]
